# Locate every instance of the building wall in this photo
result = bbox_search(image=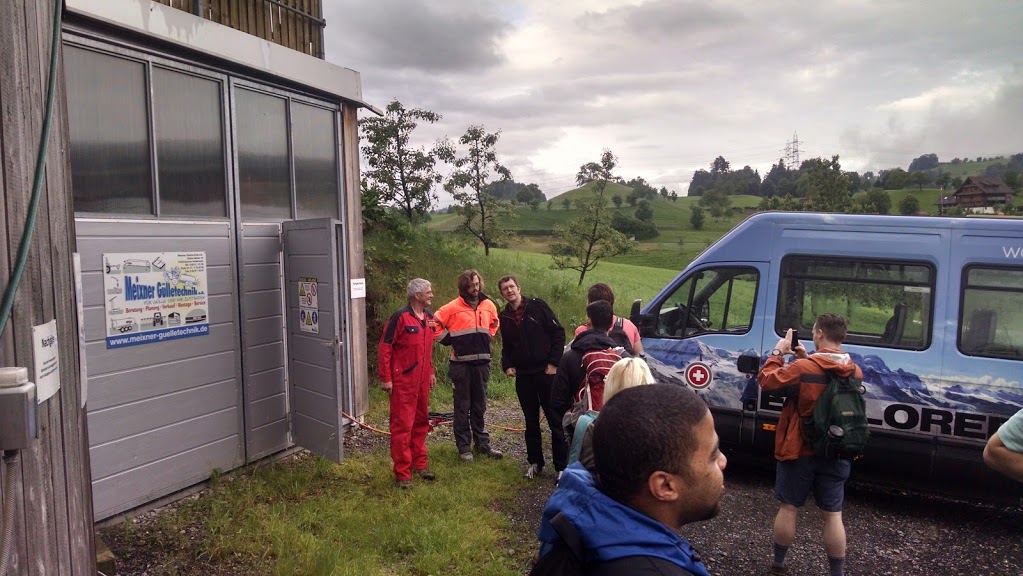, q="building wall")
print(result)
[64,21,365,519]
